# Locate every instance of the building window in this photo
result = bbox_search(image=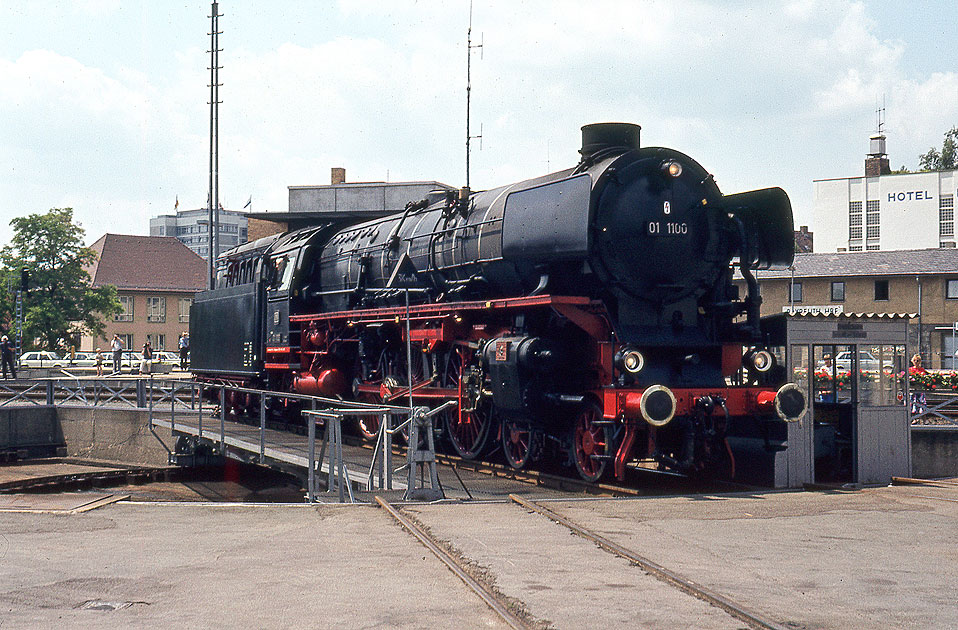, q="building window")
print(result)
[849,245,862,252]
[940,195,954,237]
[179,298,192,323]
[831,281,845,302]
[874,279,889,301]
[866,244,880,250]
[147,297,166,323]
[114,295,134,322]
[848,201,862,242]
[947,279,958,299]
[789,282,803,303]
[147,333,166,351]
[866,225,880,239]
[118,334,134,351]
